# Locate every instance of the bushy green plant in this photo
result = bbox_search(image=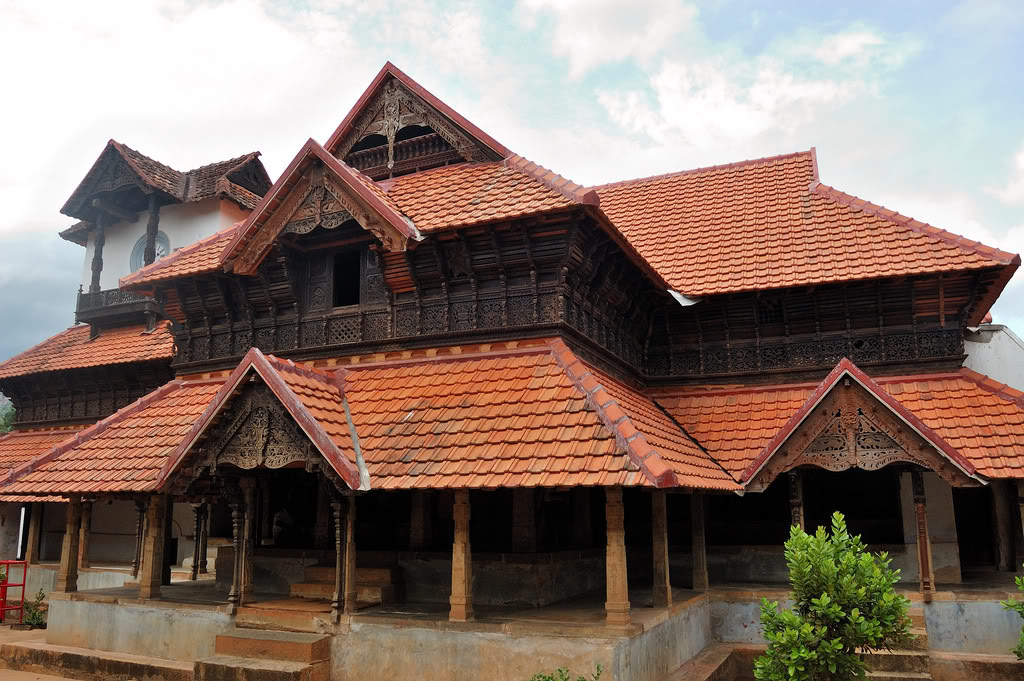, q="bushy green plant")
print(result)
[23,588,46,626]
[1001,567,1024,659]
[754,512,913,681]
[527,664,602,681]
